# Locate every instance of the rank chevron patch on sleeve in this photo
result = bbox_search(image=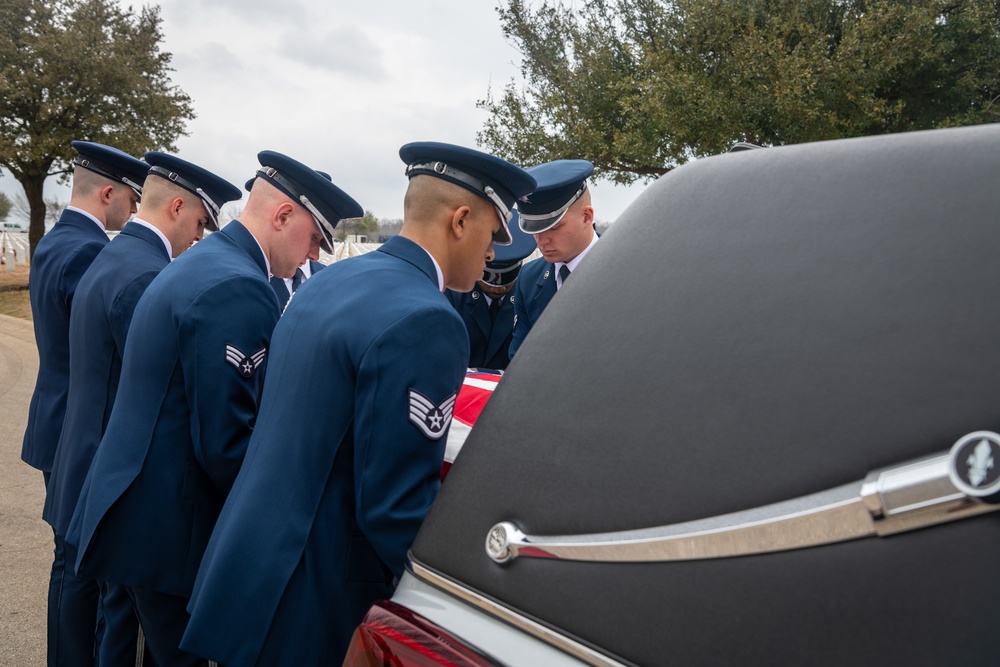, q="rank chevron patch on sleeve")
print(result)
[225,343,267,378]
[408,388,458,440]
